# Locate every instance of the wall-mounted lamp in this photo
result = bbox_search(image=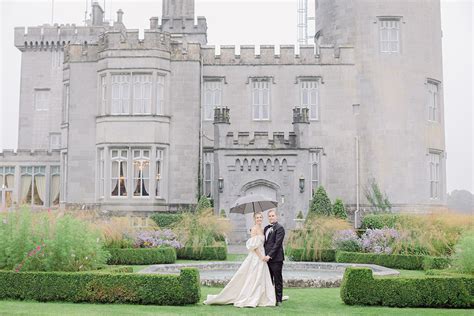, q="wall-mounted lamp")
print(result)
[218,177,224,193]
[299,176,305,193]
